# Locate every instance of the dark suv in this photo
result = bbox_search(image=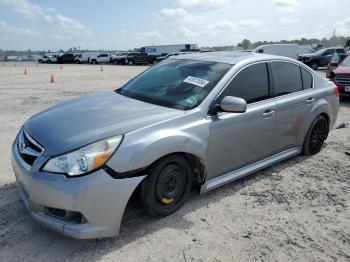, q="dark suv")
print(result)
[298,47,347,70]
[120,52,155,65]
[57,53,76,64]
